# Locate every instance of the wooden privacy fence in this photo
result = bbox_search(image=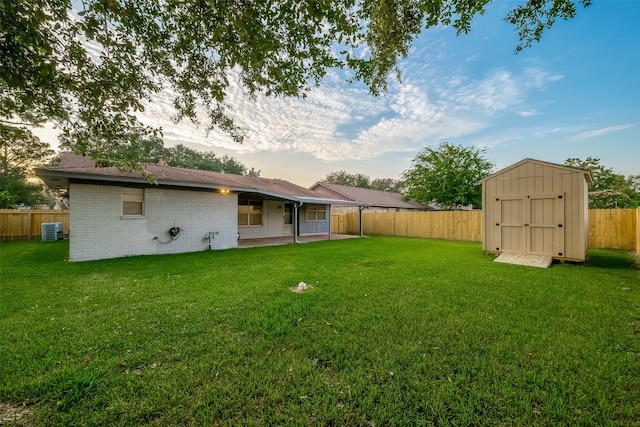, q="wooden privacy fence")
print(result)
[1,208,638,251]
[333,208,640,251]
[0,210,69,241]
[332,210,482,242]
[588,208,639,251]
